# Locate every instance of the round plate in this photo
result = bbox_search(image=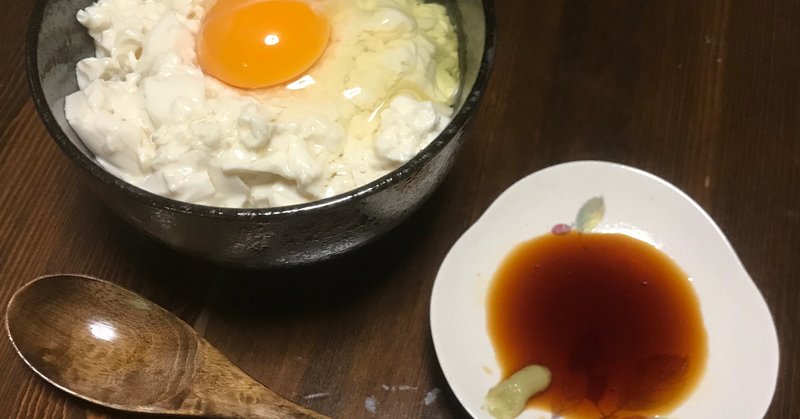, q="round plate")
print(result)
[430,160,779,418]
